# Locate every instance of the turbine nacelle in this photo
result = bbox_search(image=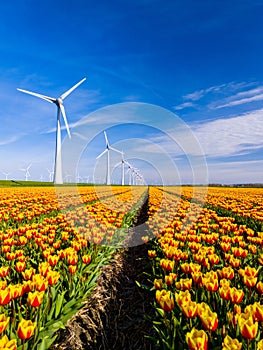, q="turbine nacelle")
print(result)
[56,98,63,106]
